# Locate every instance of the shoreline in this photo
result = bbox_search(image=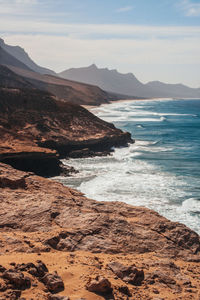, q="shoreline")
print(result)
[83,96,200,111]
[82,98,173,111]
[68,98,200,236]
